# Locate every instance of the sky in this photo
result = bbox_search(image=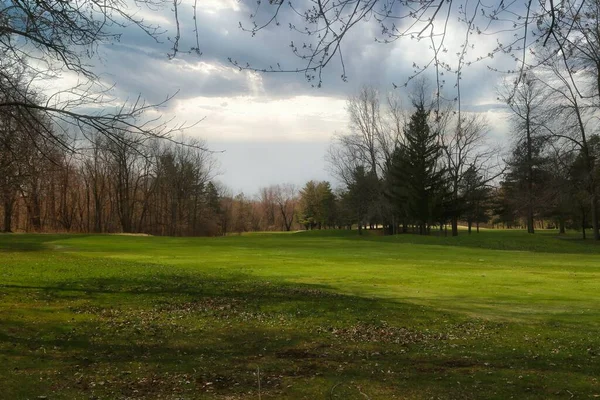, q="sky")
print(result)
[68,0,520,194]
